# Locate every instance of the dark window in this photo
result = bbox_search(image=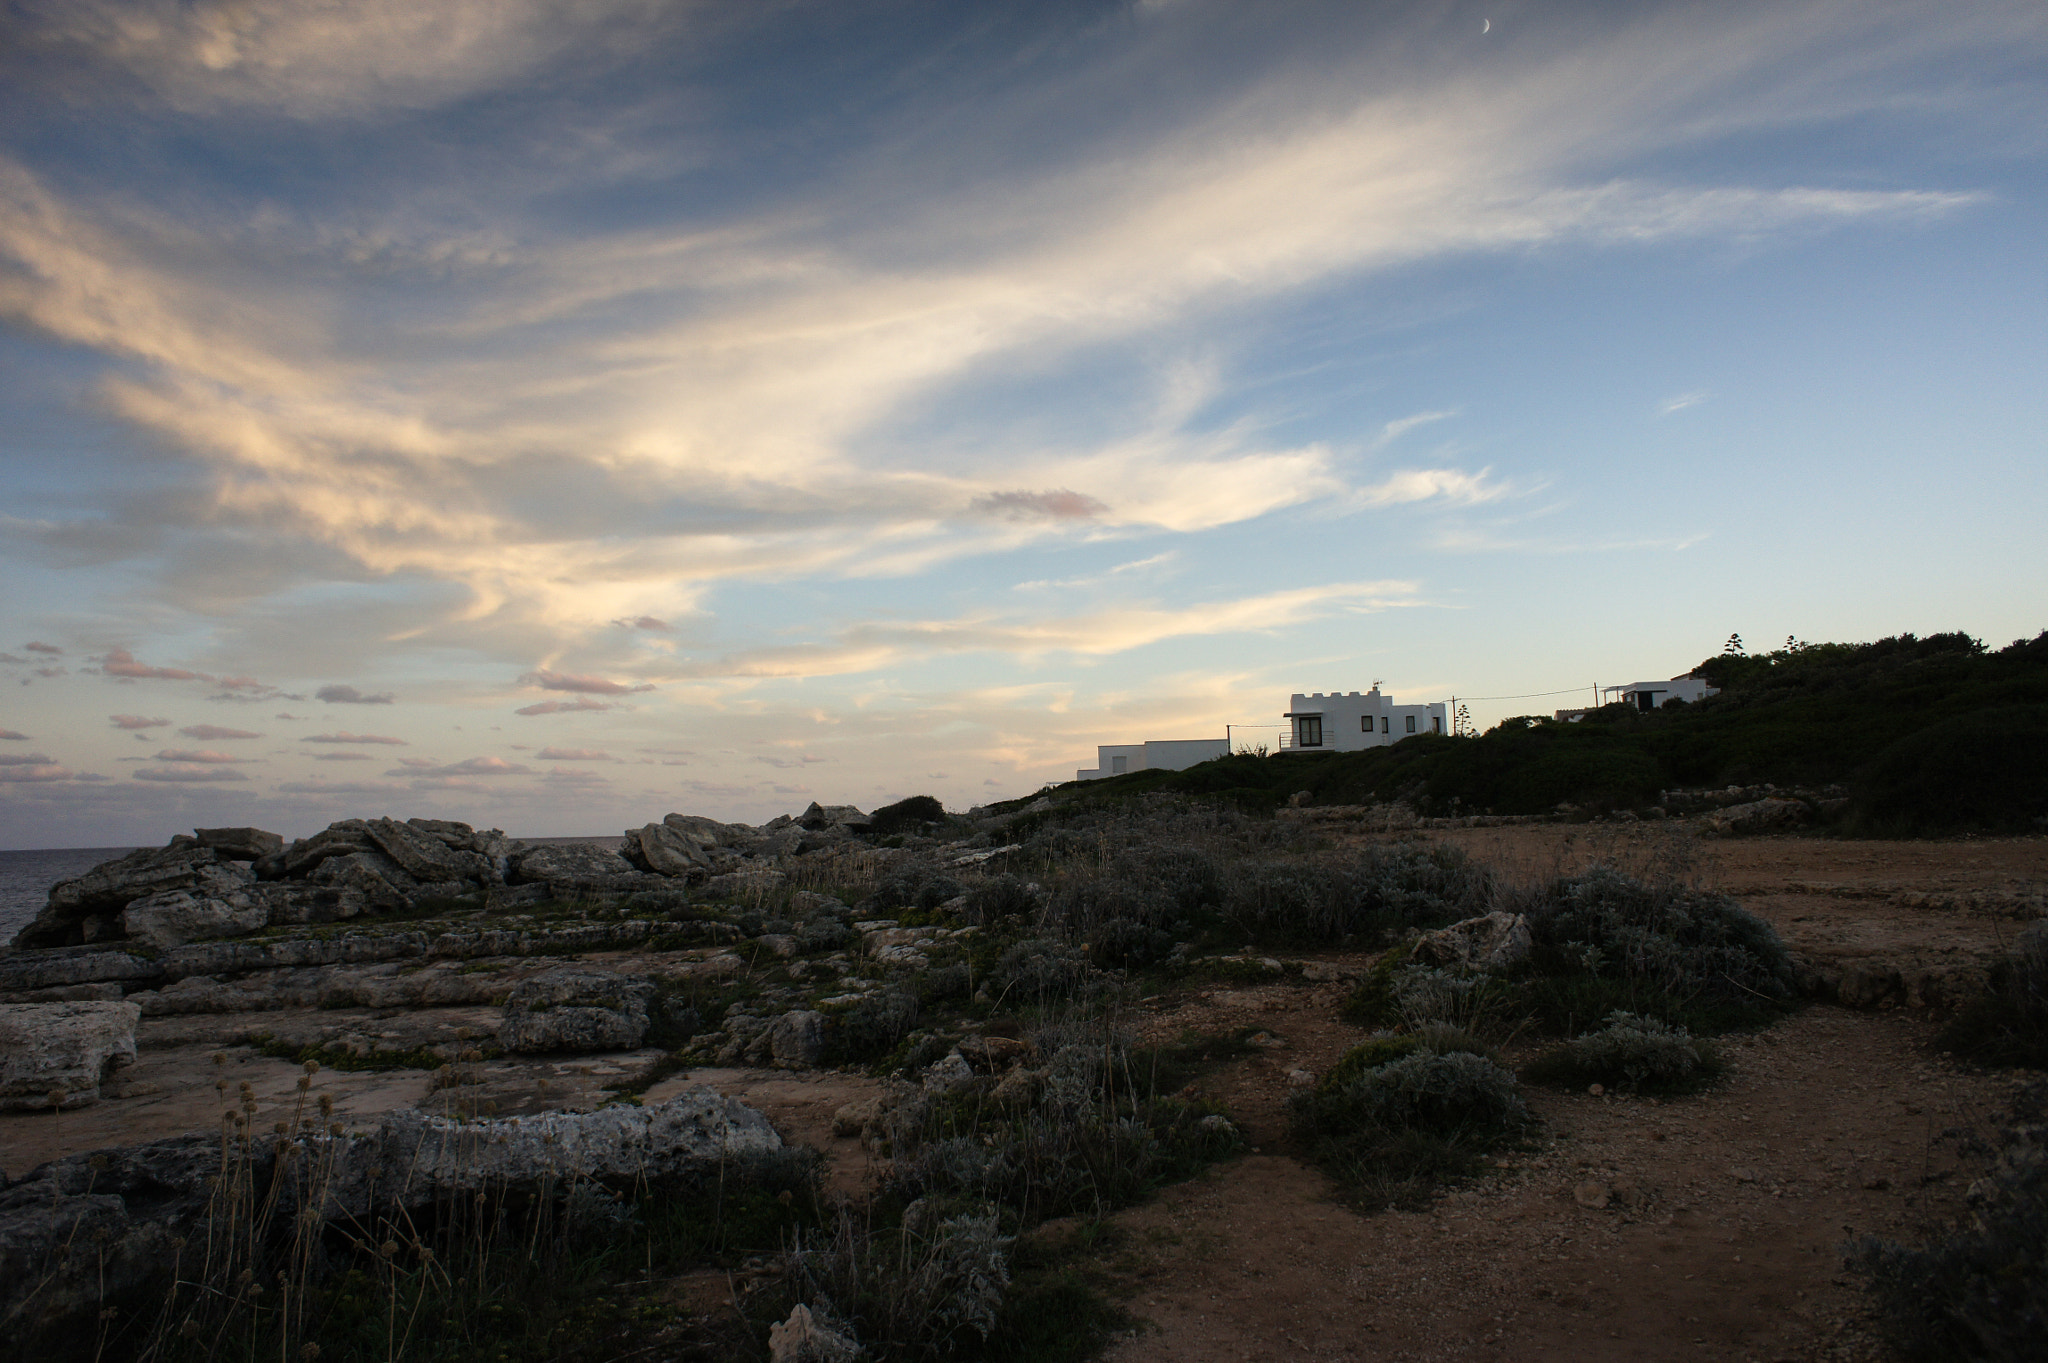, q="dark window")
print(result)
[1382,716,1390,733]
[1362,716,1370,732]
[1297,716,1323,747]
[1405,715,1417,734]
[1432,715,1442,733]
